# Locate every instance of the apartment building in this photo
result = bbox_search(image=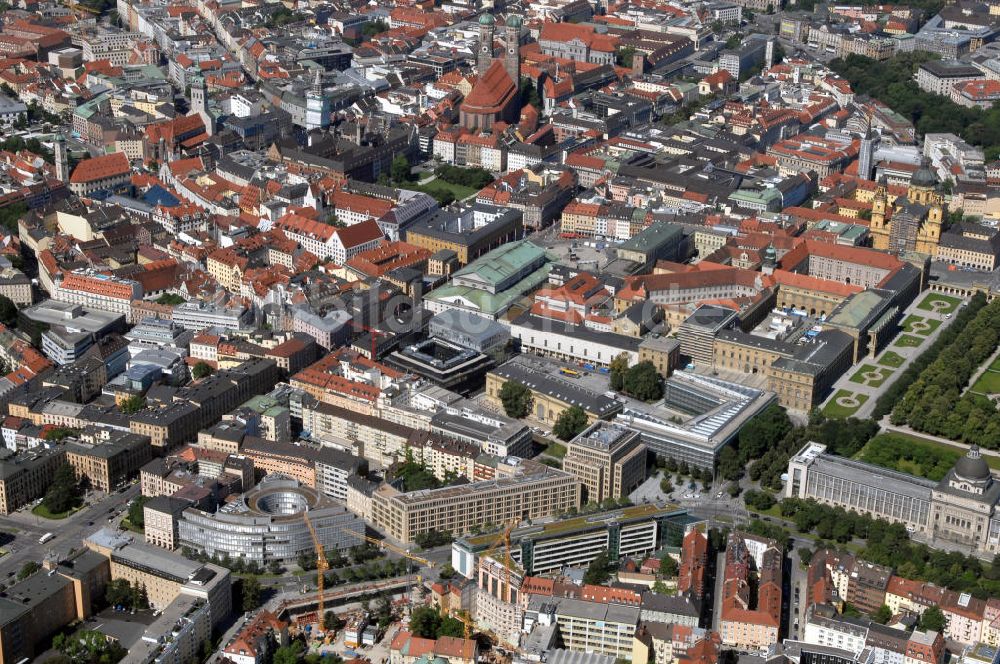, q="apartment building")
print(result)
[275,215,383,264]
[301,398,416,467]
[85,529,232,626]
[222,611,289,664]
[239,435,367,502]
[719,532,783,652]
[64,428,152,492]
[0,447,67,514]
[550,597,640,658]
[54,270,143,318]
[562,422,646,504]
[372,463,582,543]
[144,496,192,550]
